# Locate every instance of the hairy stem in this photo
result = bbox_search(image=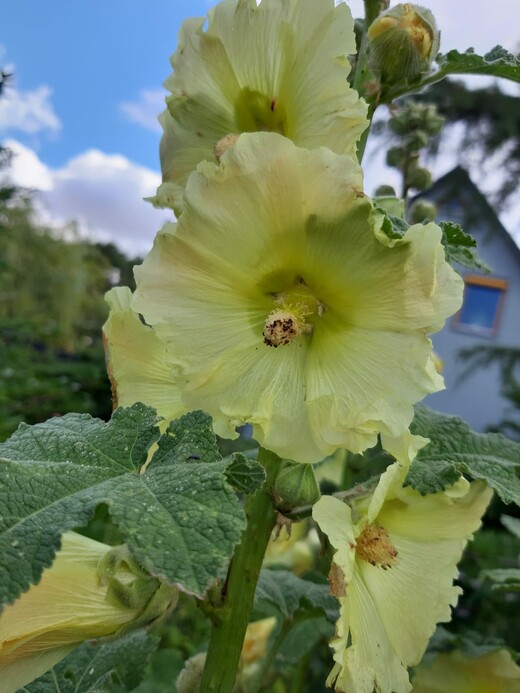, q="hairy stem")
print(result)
[200,447,280,692]
[354,0,386,163]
